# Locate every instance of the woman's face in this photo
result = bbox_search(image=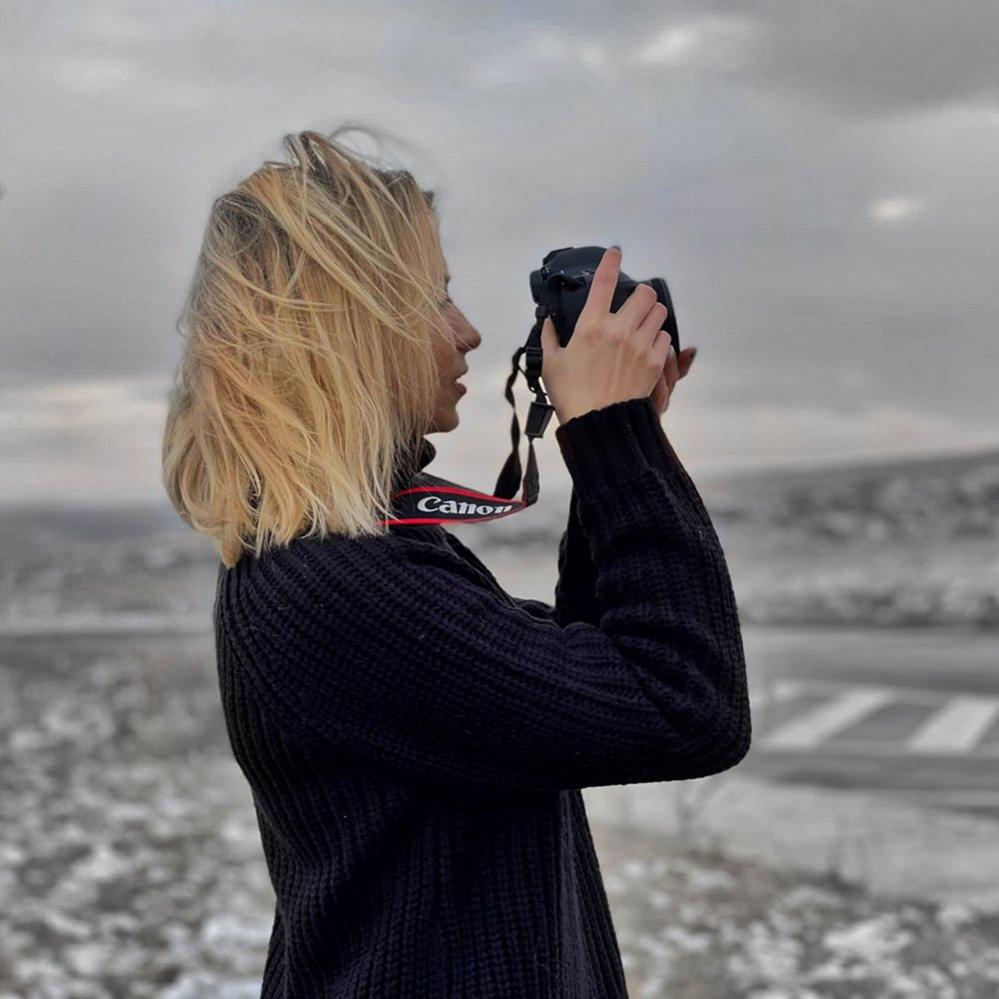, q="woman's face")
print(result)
[429,274,481,433]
